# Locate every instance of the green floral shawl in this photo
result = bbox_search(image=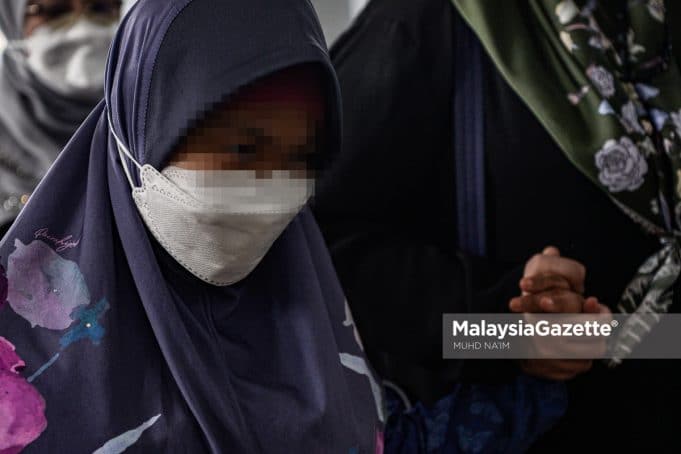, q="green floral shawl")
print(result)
[452,0,681,364]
